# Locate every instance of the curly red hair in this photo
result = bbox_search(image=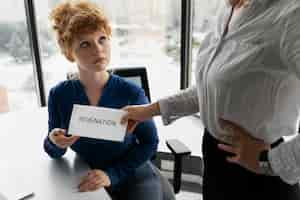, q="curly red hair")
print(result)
[49,0,112,62]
